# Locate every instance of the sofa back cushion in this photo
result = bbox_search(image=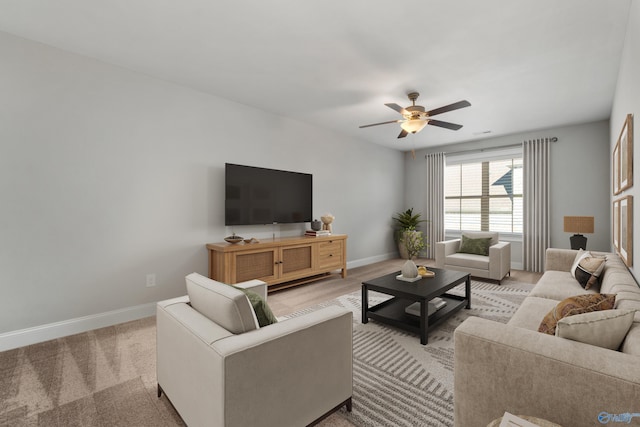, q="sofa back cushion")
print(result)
[597,252,640,321]
[186,273,259,334]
